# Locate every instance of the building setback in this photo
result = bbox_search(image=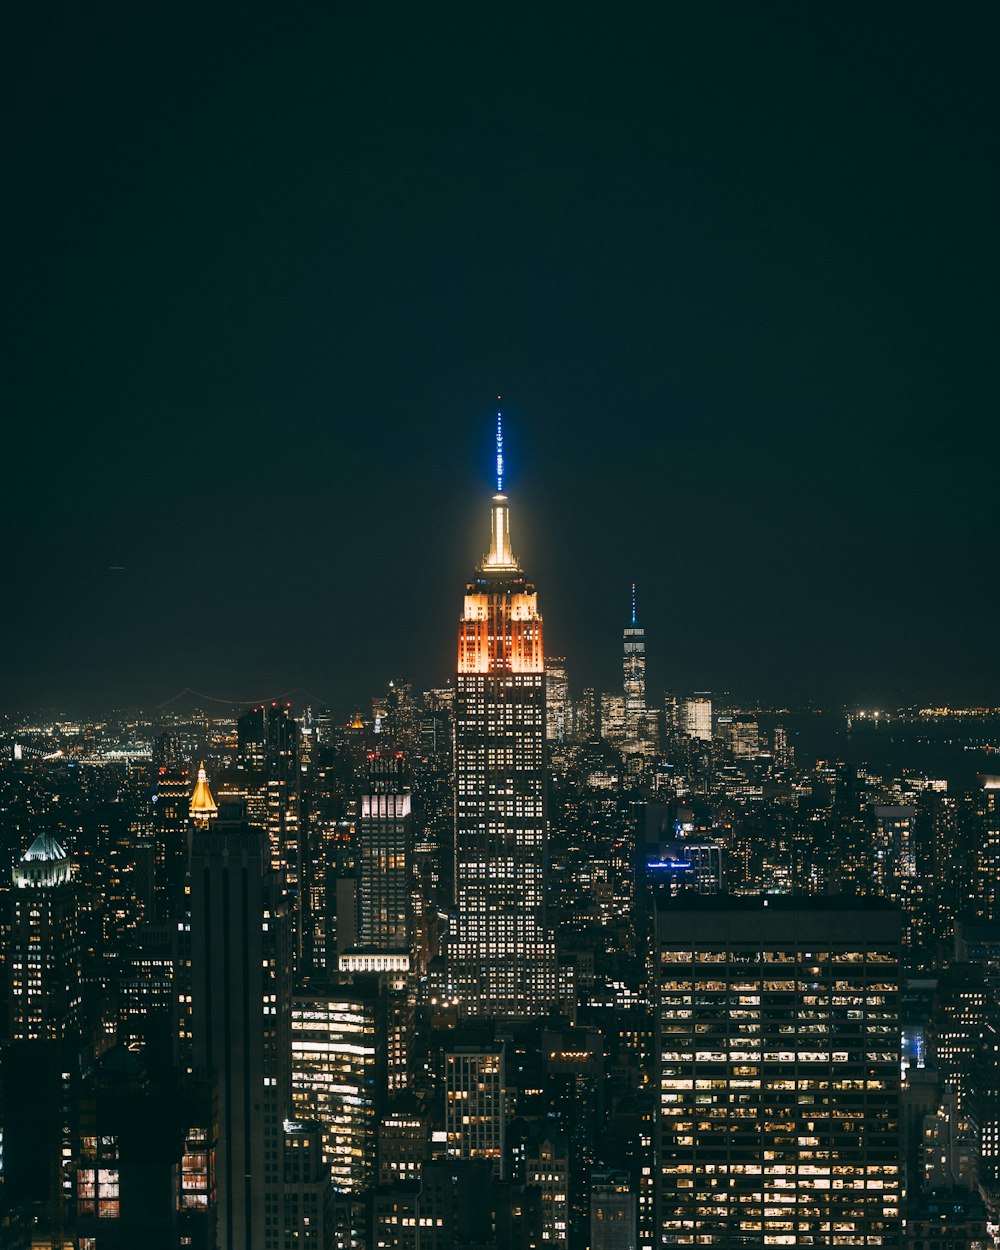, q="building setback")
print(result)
[448,413,558,1015]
